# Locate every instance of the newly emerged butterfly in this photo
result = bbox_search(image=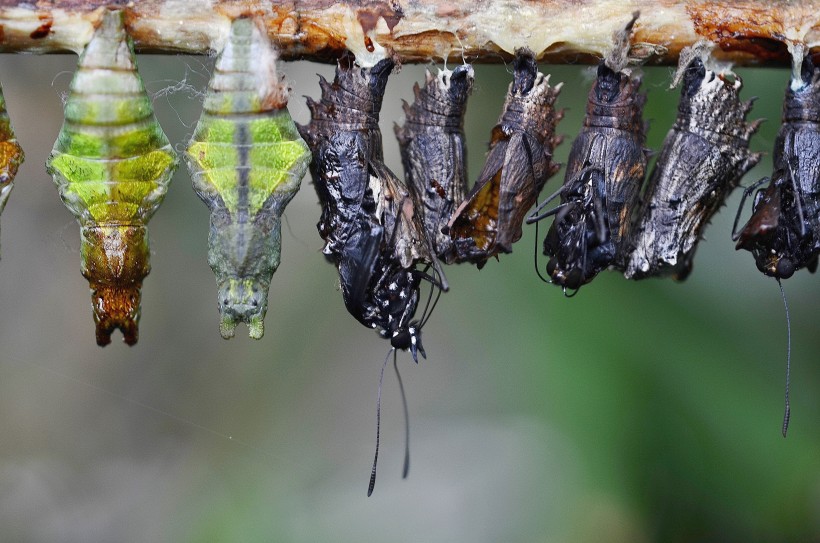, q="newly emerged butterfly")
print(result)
[300,56,448,496]
[732,52,820,437]
[47,9,178,346]
[395,65,474,264]
[625,54,761,280]
[185,17,311,340]
[734,55,820,280]
[447,50,563,268]
[0,81,24,258]
[300,55,443,358]
[529,14,647,291]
